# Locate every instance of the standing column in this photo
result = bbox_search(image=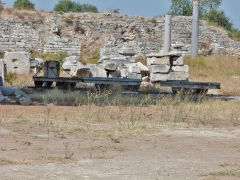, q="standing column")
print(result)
[163,14,172,53]
[191,0,200,57]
